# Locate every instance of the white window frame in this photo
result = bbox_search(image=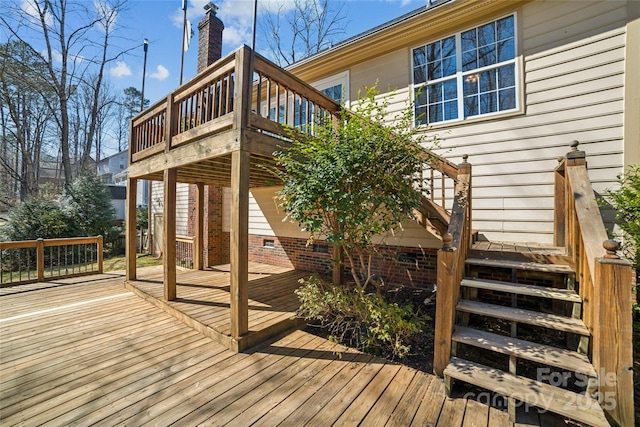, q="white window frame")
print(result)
[312,71,350,107]
[412,13,519,127]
